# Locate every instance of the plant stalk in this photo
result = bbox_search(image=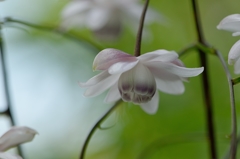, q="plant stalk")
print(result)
[191,0,217,158]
